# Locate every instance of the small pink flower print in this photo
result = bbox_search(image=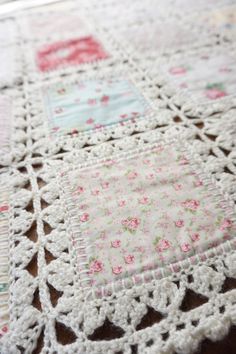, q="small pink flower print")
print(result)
[52,126,60,133]
[181,243,191,252]
[92,172,100,178]
[219,67,231,73]
[138,196,150,205]
[86,118,94,124]
[132,112,139,116]
[55,107,63,114]
[112,266,123,275]
[124,254,135,264]
[94,124,104,129]
[127,171,138,180]
[80,213,89,222]
[0,205,8,212]
[205,88,226,100]
[146,173,154,180]
[182,199,200,211]
[157,239,171,252]
[120,114,128,119]
[101,182,109,189]
[71,128,78,135]
[220,219,233,231]
[91,189,100,196]
[88,99,97,106]
[143,159,151,165]
[101,95,109,105]
[74,186,84,195]
[179,156,189,165]
[122,217,140,233]
[118,200,126,207]
[191,233,200,242]
[173,184,182,191]
[169,66,187,75]
[90,260,103,273]
[205,83,227,100]
[175,220,184,228]
[111,240,121,248]
[194,179,203,187]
